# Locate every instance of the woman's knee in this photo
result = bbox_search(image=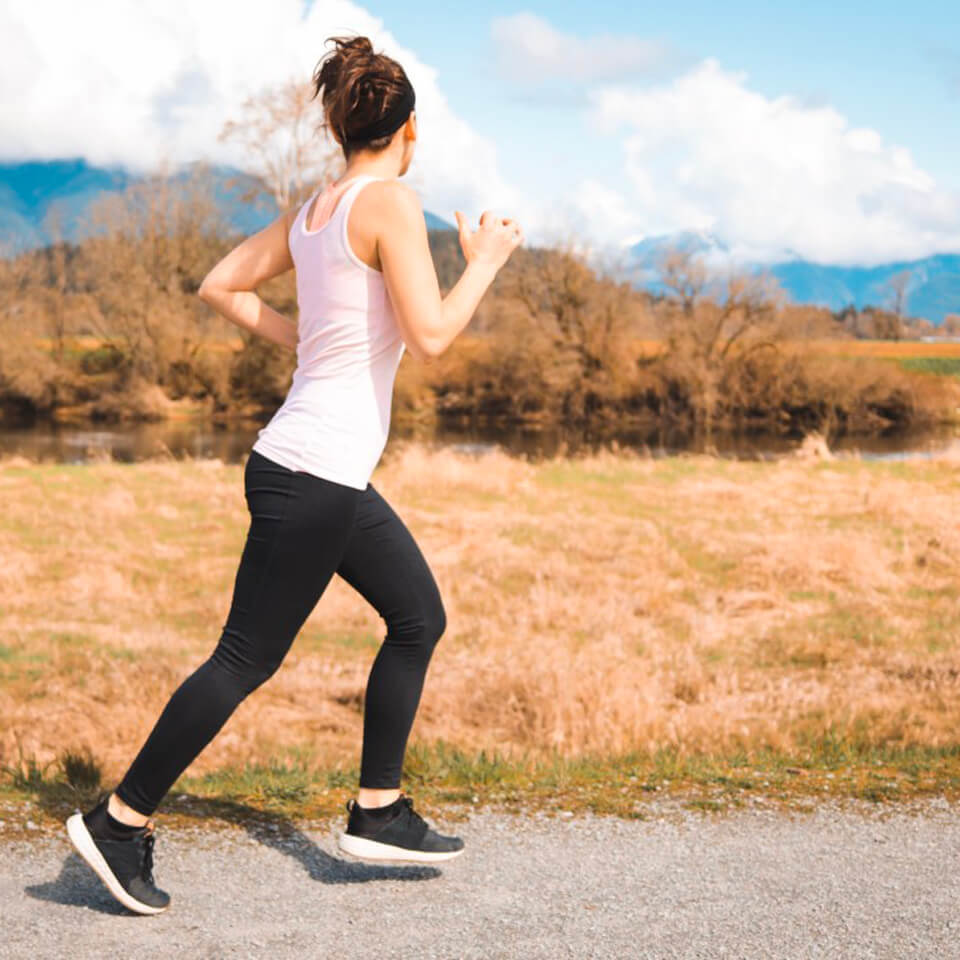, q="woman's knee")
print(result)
[425,597,446,646]
[388,594,446,650]
[209,627,287,696]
